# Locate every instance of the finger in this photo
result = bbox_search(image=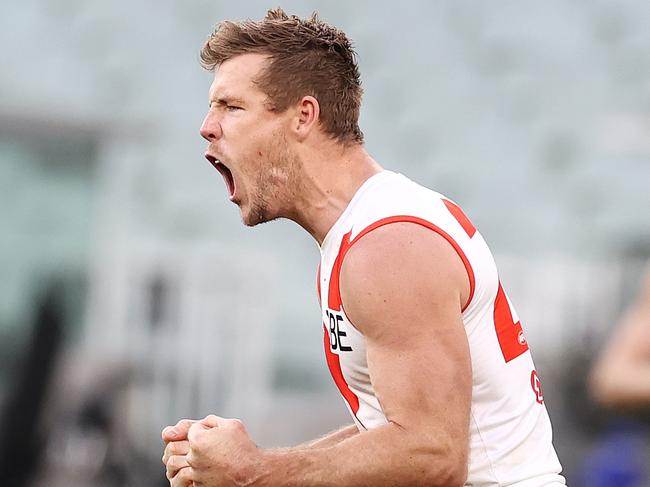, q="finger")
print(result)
[162,440,190,464]
[163,419,196,443]
[170,466,193,487]
[199,414,223,428]
[187,421,211,444]
[166,455,190,480]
